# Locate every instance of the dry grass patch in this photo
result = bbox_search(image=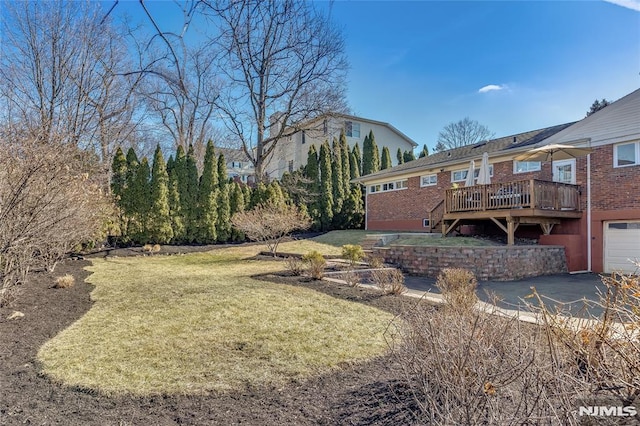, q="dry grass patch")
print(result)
[53,274,75,289]
[38,247,394,396]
